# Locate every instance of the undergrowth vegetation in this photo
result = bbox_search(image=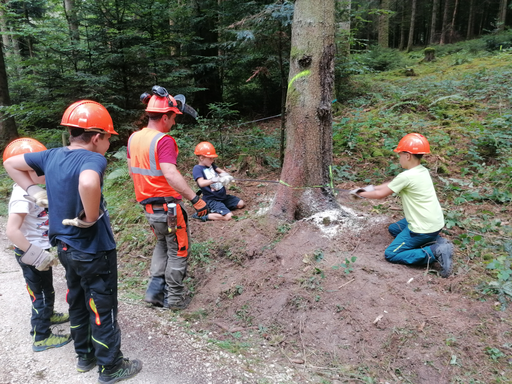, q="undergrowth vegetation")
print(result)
[0,35,511,382]
[333,39,512,310]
